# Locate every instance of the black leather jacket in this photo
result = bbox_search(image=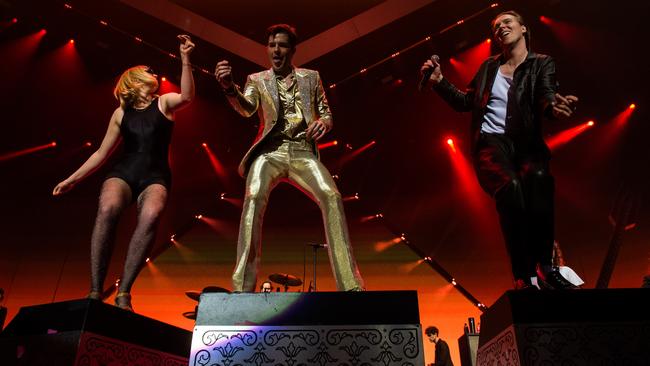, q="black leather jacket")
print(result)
[433,52,558,156]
